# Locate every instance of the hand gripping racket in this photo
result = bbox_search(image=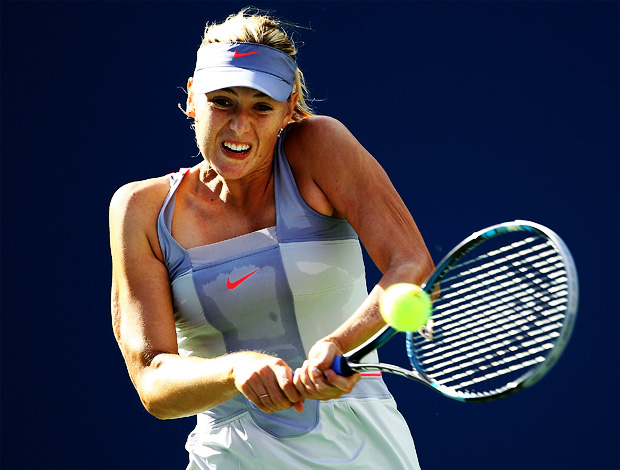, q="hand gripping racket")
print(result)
[332,220,578,402]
